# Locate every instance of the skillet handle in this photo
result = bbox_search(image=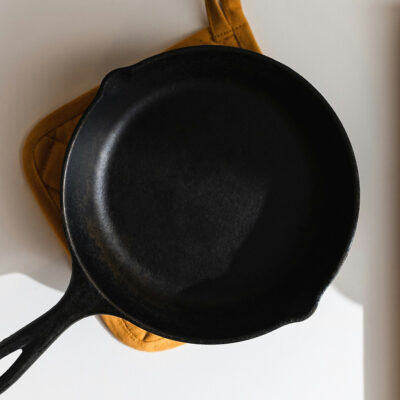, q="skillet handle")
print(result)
[0,263,119,395]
